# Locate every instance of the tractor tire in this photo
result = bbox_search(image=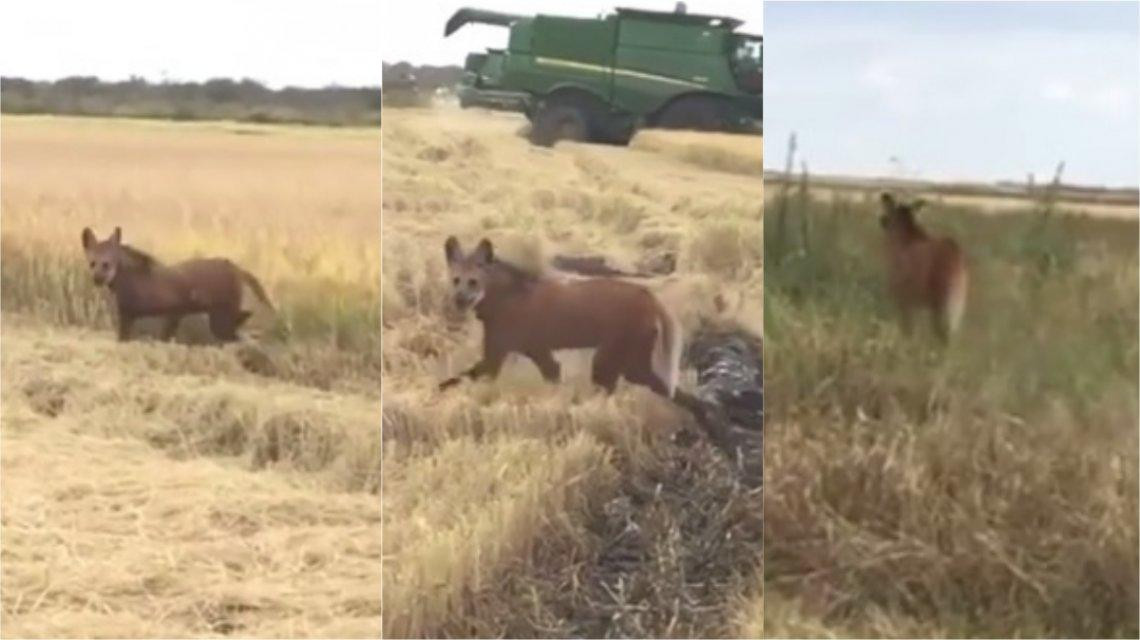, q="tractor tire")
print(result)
[602,125,635,146]
[596,114,636,146]
[657,95,732,132]
[529,103,590,147]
